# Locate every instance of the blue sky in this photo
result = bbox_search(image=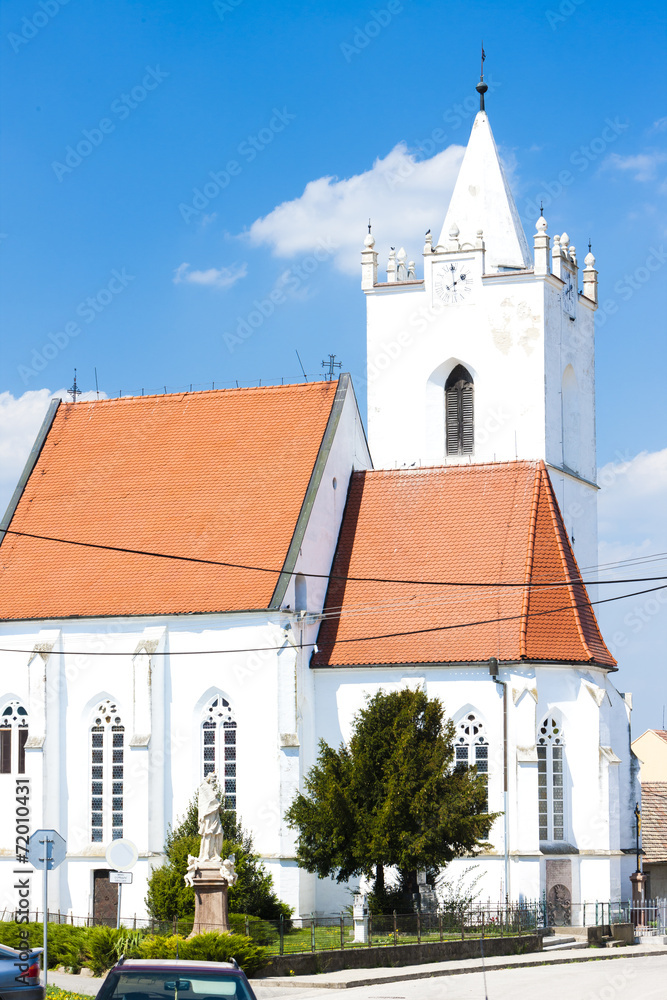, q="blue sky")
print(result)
[1,0,666,734]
